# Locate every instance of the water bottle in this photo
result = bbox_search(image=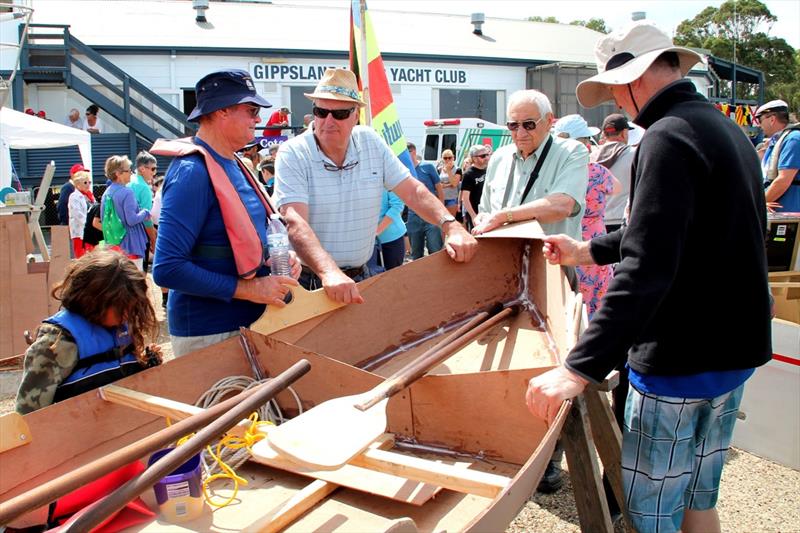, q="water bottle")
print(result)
[267,214,294,304]
[267,214,292,276]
